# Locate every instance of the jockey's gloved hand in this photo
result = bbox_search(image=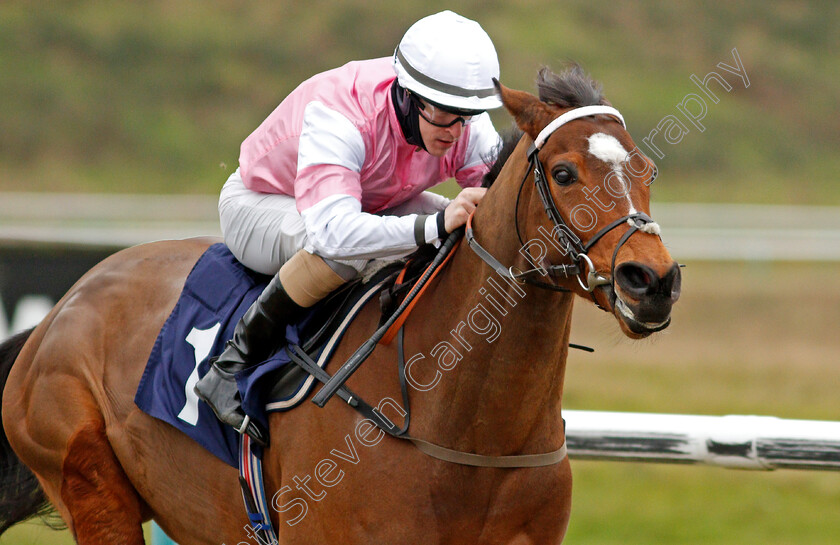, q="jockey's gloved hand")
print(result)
[443,187,486,233]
